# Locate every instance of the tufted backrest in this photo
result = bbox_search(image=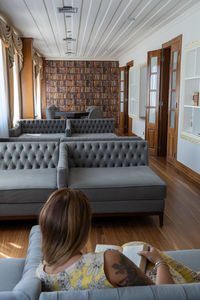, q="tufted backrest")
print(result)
[69,119,115,134]
[18,119,66,133]
[65,141,148,168]
[0,142,59,170]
